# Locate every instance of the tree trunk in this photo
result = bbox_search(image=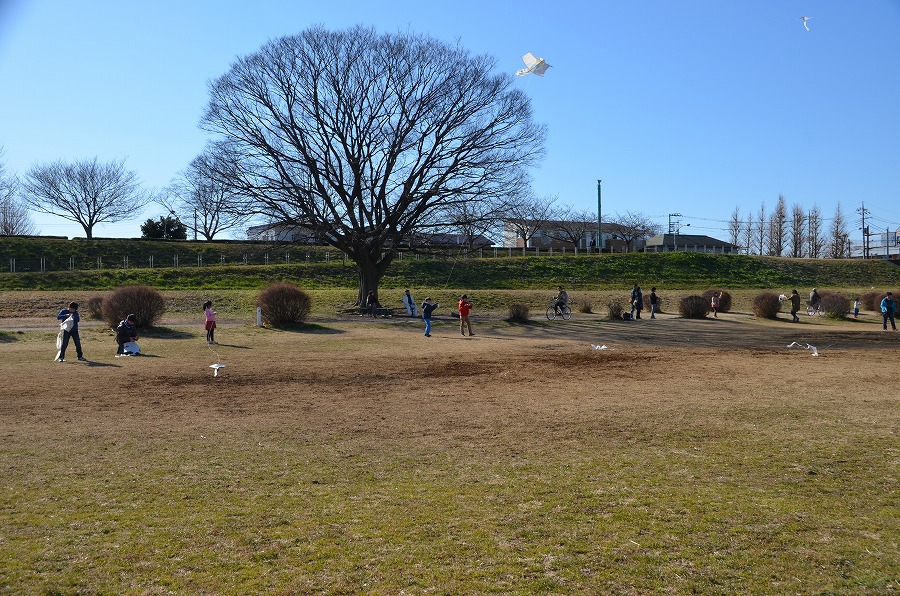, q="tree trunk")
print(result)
[353,251,395,306]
